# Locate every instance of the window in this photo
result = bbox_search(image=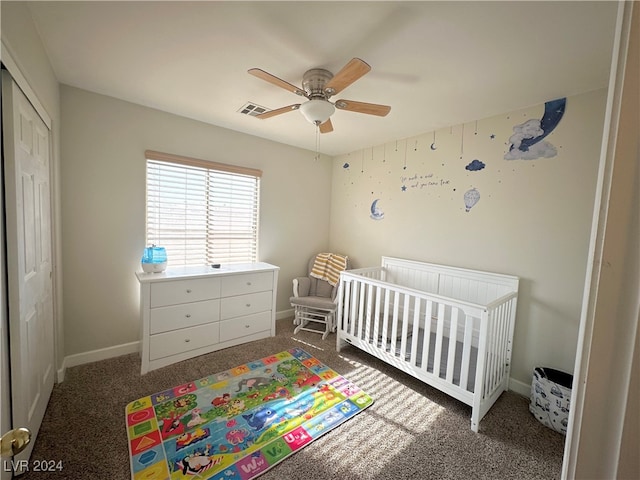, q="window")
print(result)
[145,150,261,266]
